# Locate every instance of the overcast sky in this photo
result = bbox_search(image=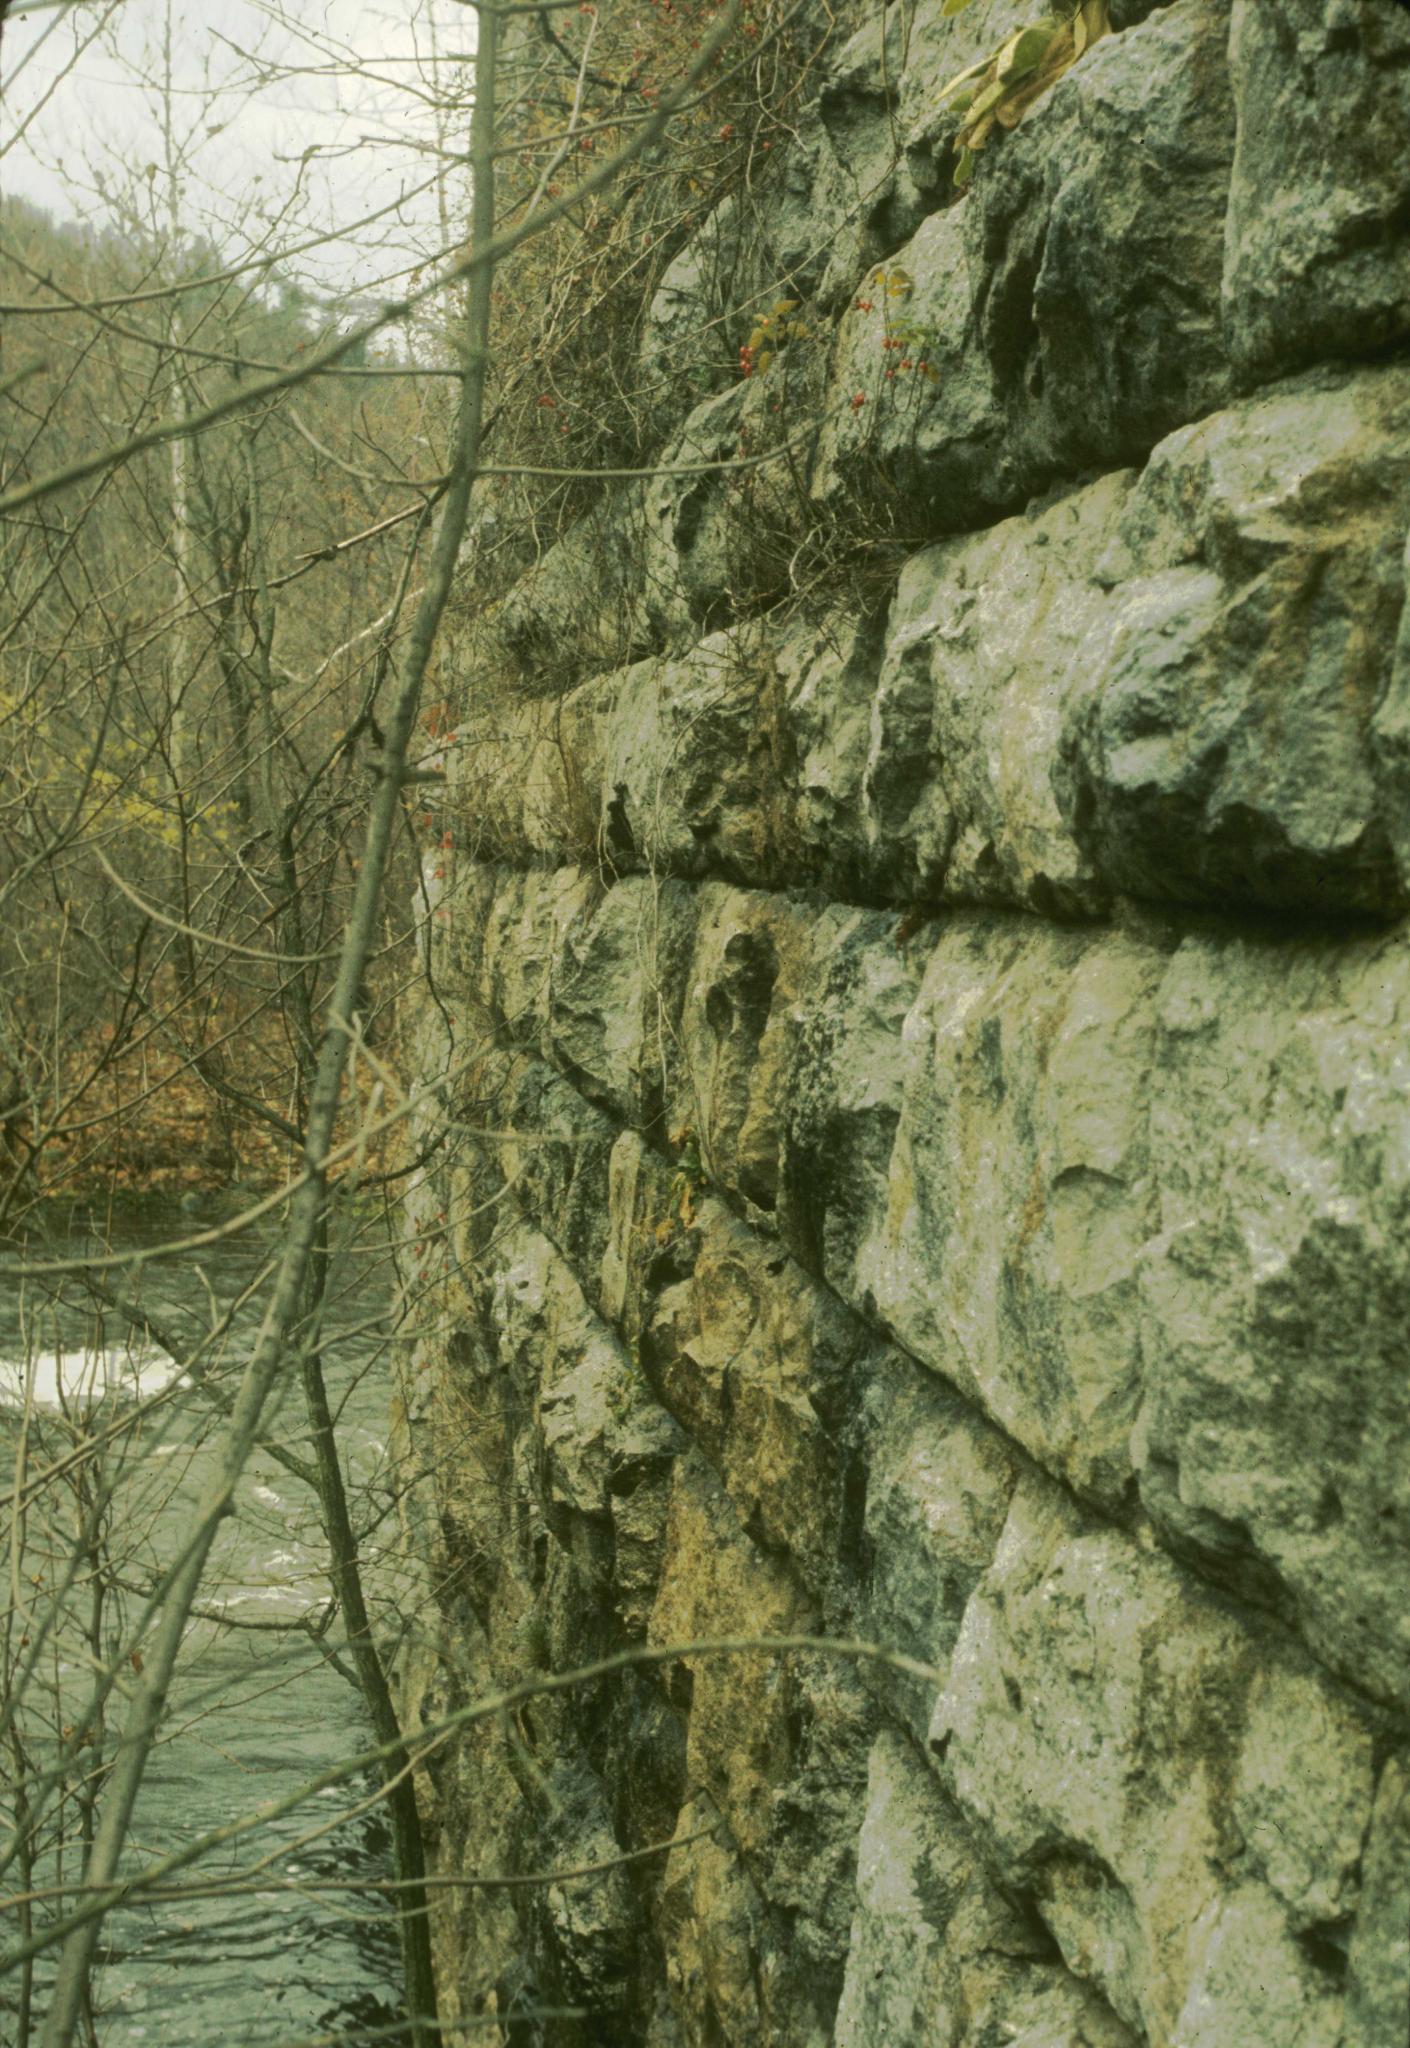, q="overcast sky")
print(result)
[2,0,473,299]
